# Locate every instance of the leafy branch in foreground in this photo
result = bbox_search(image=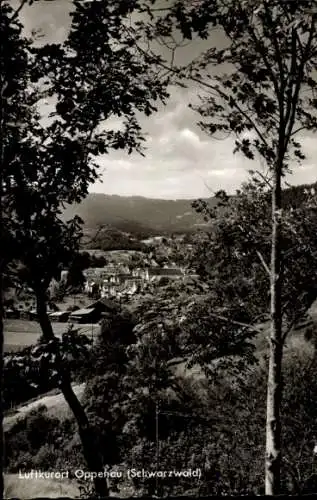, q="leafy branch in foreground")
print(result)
[1,0,170,495]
